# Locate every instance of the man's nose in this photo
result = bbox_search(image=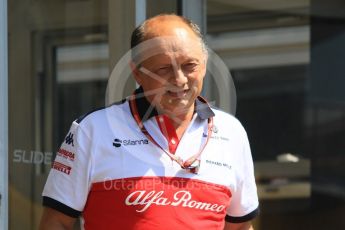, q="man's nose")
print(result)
[172,68,188,86]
